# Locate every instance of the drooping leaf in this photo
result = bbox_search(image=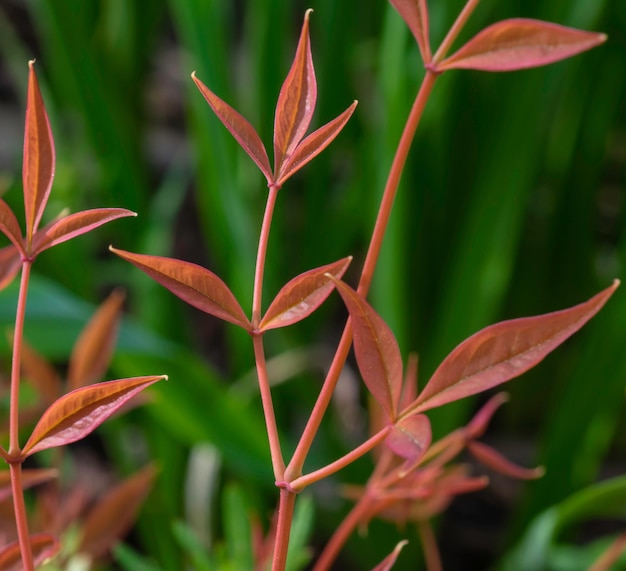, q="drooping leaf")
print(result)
[411,281,619,414]
[0,533,59,570]
[0,468,58,502]
[23,61,55,244]
[330,277,403,420]
[436,19,607,72]
[386,413,431,463]
[467,440,544,480]
[78,464,157,558]
[389,0,431,62]
[0,200,25,256]
[273,9,317,176]
[371,540,408,571]
[32,208,136,255]
[260,257,352,331]
[276,101,358,185]
[110,247,251,329]
[0,246,22,291]
[68,289,125,390]
[191,73,273,184]
[22,375,165,456]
